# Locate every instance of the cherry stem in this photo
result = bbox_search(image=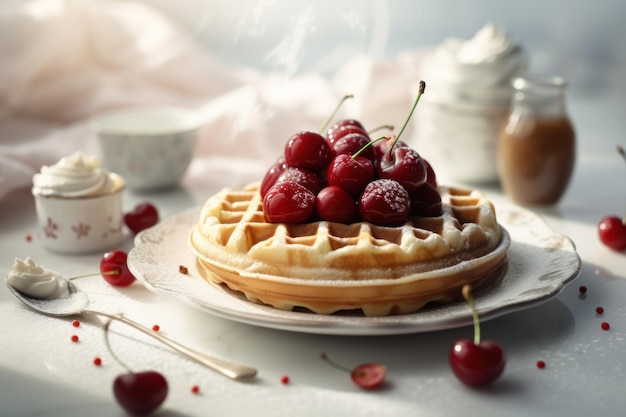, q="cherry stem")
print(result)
[390,80,426,152]
[352,135,391,159]
[367,124,394,135]
[104,319,133,374]
[319,94,354,134]
[320,352,351,374]
[462,284,481,345]
[69,270,119,281]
